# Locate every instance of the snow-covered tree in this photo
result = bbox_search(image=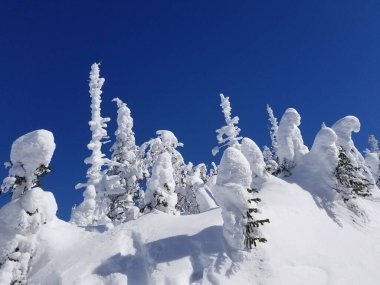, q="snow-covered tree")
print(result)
[365,135,380,185]
[295,126,339,200]
[140,130,198,214]
[262,146,279,175]
[213,147,269,253]
[212,94,242,156]
[241,137,267,188]
[1,130,55,200]
[276,108,309,176]
[0,130,58,285]
[71,63,111,226]
[266,104,279,154]
[143,152,178,214]
[332,116,374,203]
[106,98,143,223]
